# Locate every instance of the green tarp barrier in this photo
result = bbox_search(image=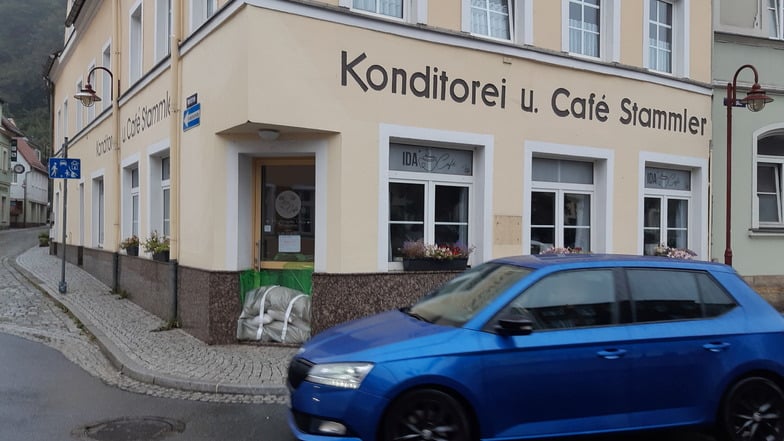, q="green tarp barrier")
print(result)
[239,265,313,305]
